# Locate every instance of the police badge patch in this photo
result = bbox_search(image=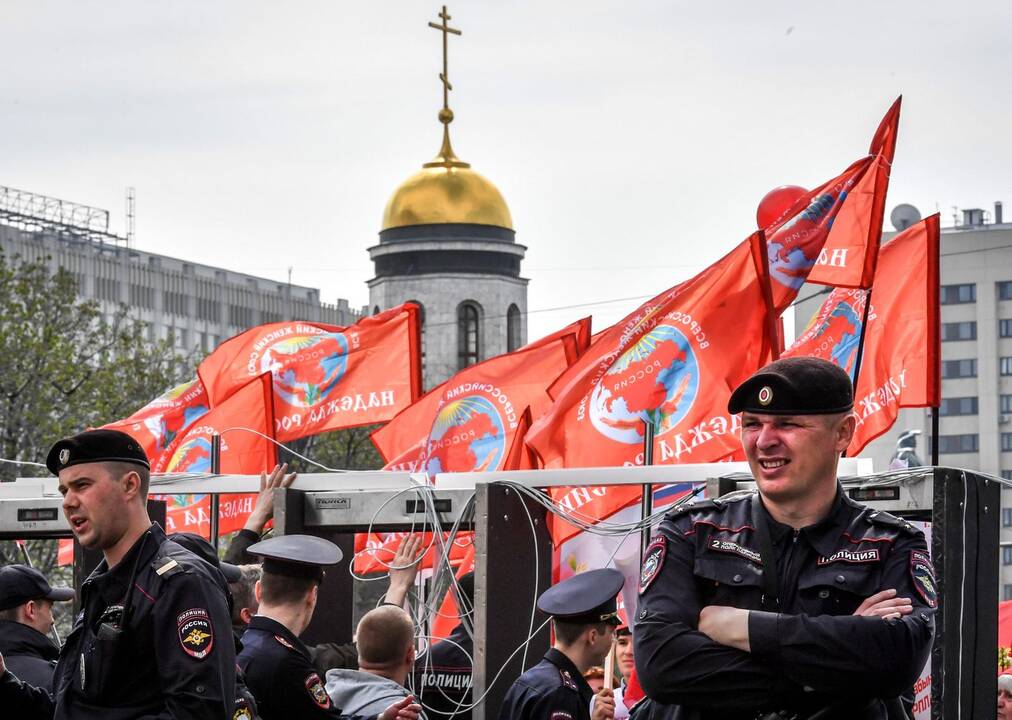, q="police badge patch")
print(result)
[639,536,666,594]
[305,673,331,709]
[909,550,937,608]
[233,708,253,720]
[177,608,214,659]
